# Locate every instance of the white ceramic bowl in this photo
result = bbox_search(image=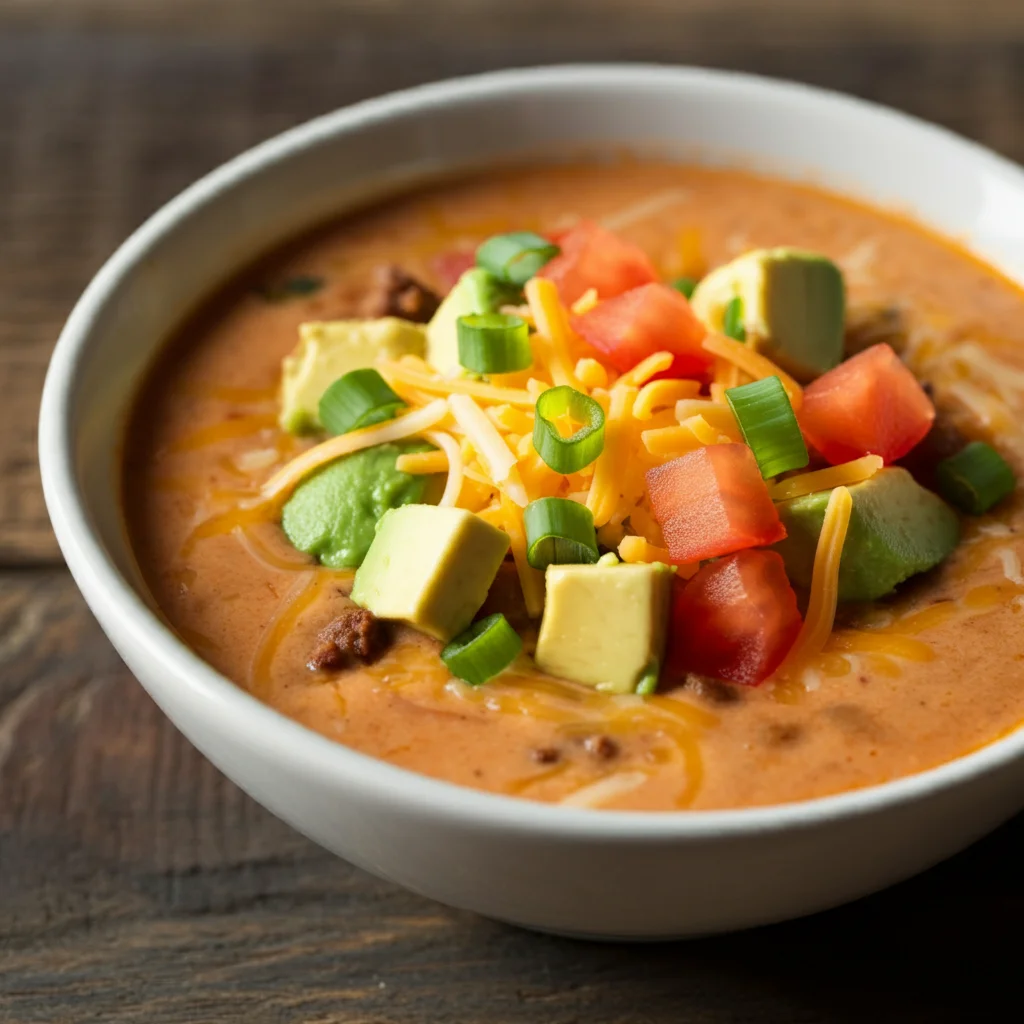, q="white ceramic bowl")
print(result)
[40,65,1024,939]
